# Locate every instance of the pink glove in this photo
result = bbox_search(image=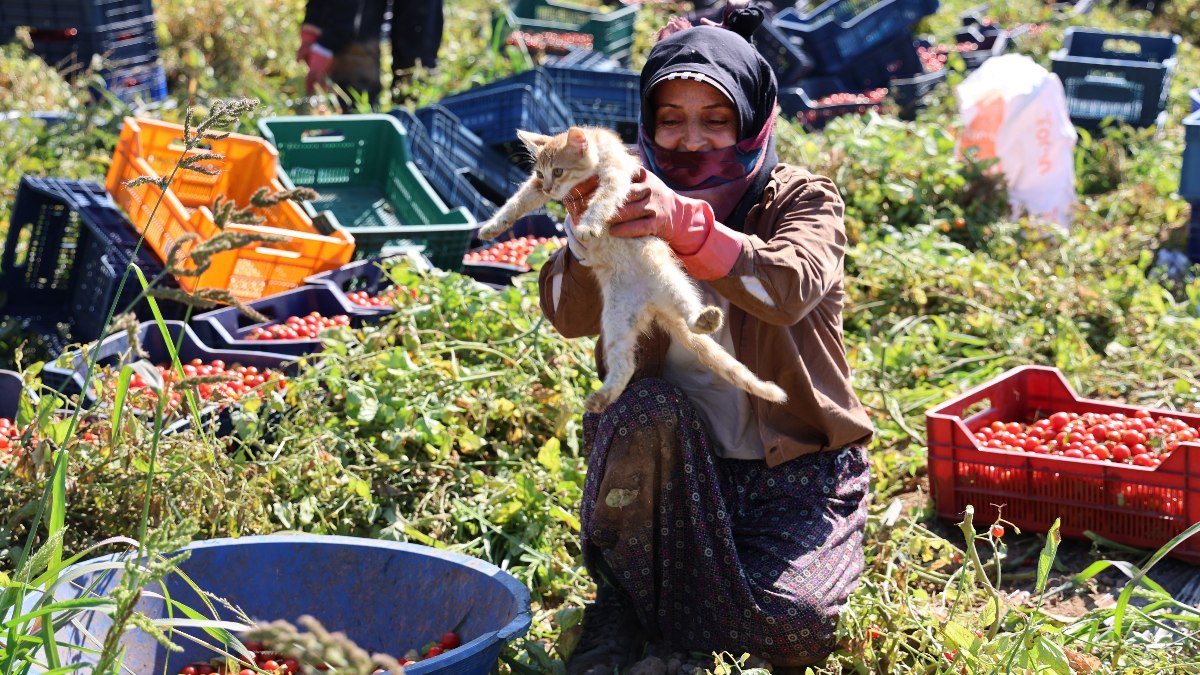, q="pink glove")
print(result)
[609,169,744,280]
[297,23,322,62]
[303,43,334,95]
